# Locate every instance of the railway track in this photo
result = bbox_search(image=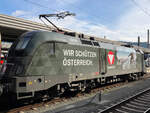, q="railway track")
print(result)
[2,82,128,113]
[100,87,150,113]
[2,74,150,113]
